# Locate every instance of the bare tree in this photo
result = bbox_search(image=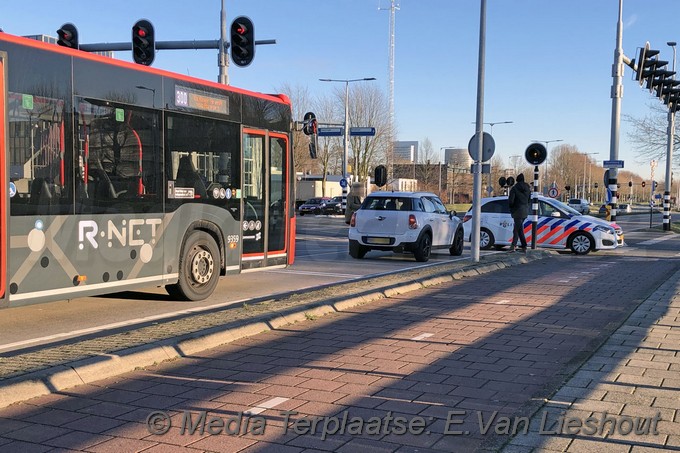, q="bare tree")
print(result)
[624,102,680,167]
[415,138,440,192]
[312,94,343,196]
[327,83,391,182]
[276,82,315,177]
